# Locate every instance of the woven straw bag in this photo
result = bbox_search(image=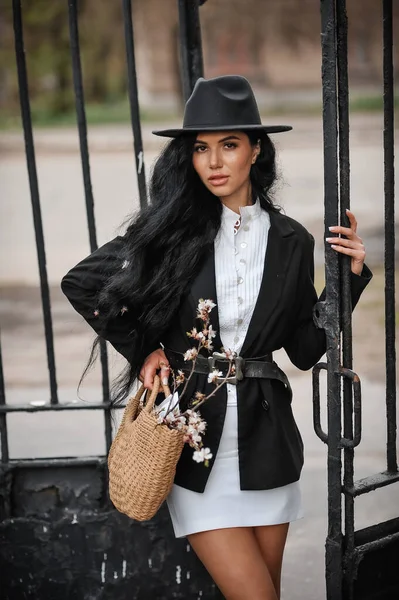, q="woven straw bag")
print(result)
[108,375,185,521]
